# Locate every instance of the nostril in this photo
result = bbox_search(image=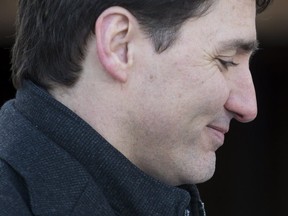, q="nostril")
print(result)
[234,106,258,123]
[224,91,258,123]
